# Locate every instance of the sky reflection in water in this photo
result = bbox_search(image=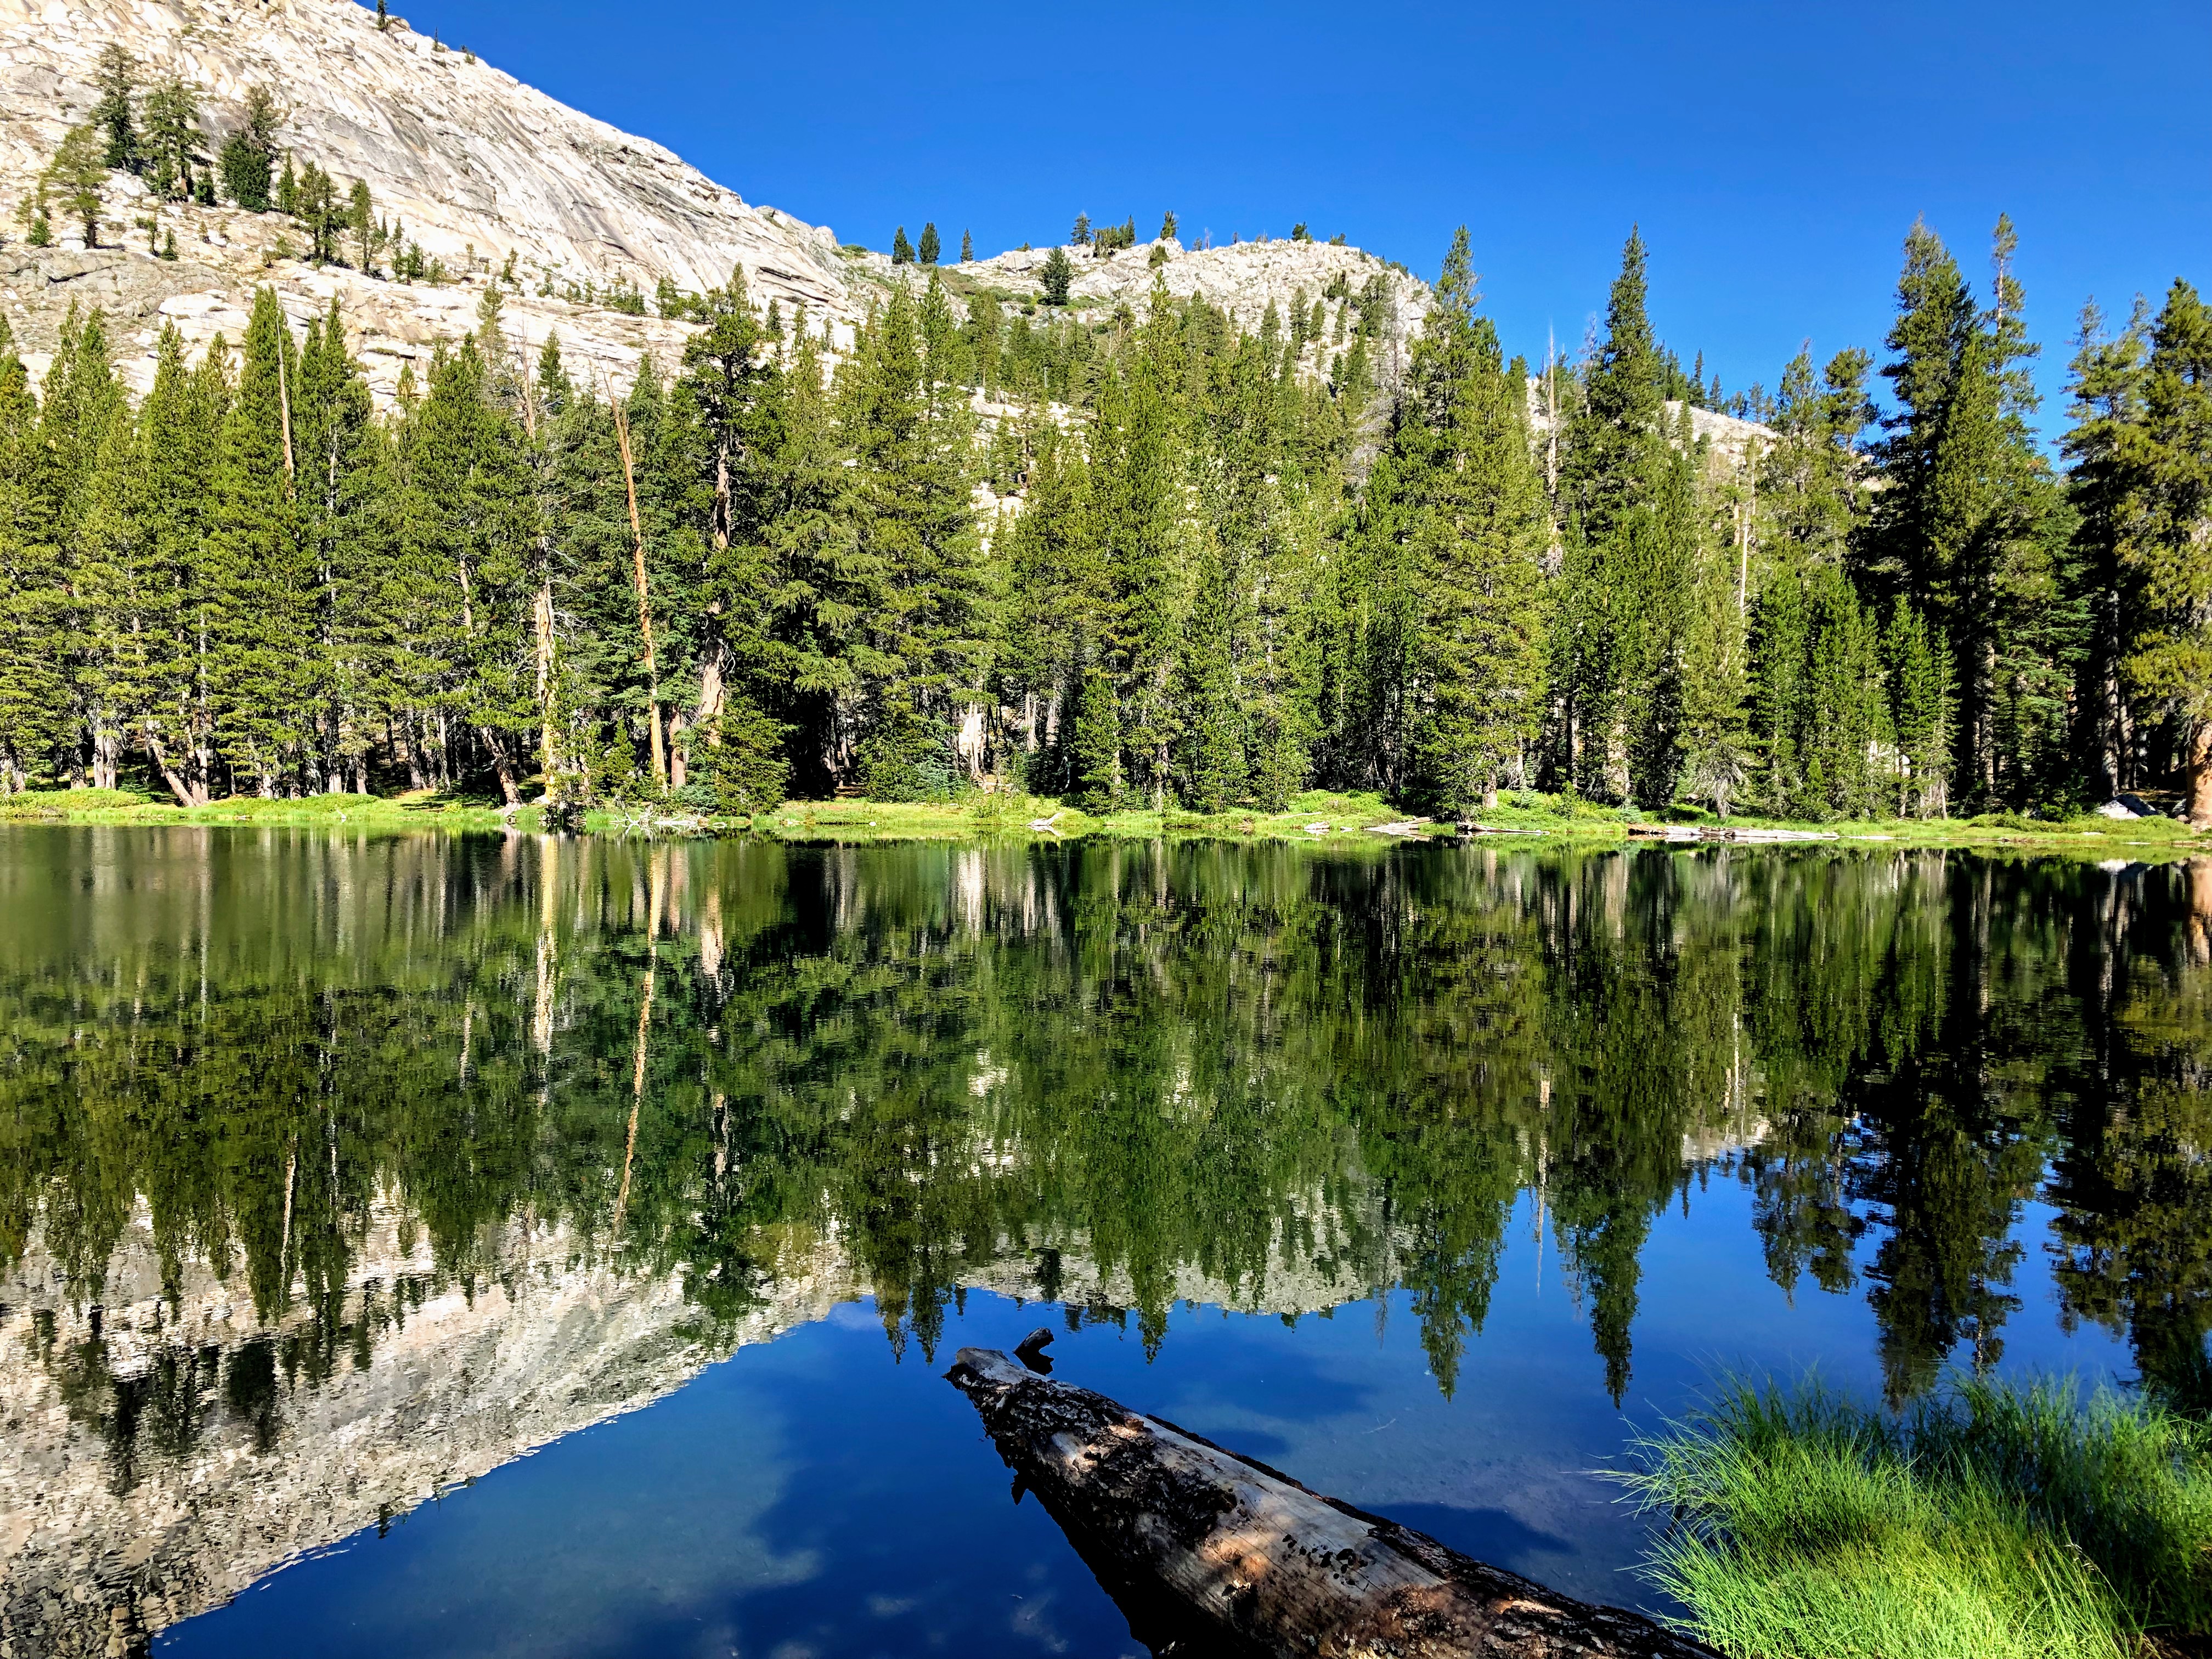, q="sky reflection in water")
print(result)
[0,827,2202,1656]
